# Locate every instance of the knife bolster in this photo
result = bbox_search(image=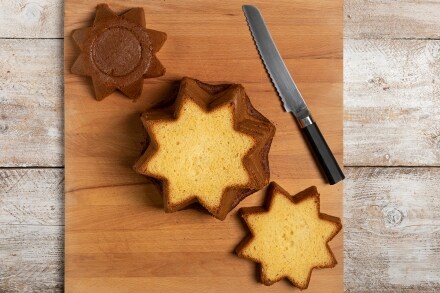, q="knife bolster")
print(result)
[298,115,314,128]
